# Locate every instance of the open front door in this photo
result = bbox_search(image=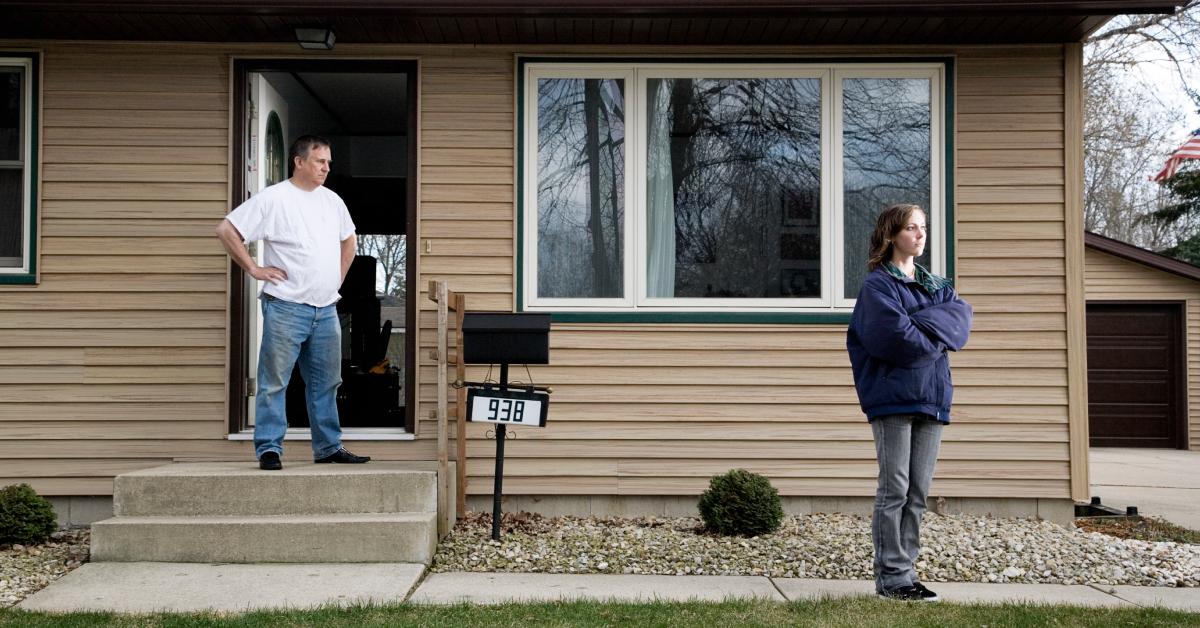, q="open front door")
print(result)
[229,60,418,436]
